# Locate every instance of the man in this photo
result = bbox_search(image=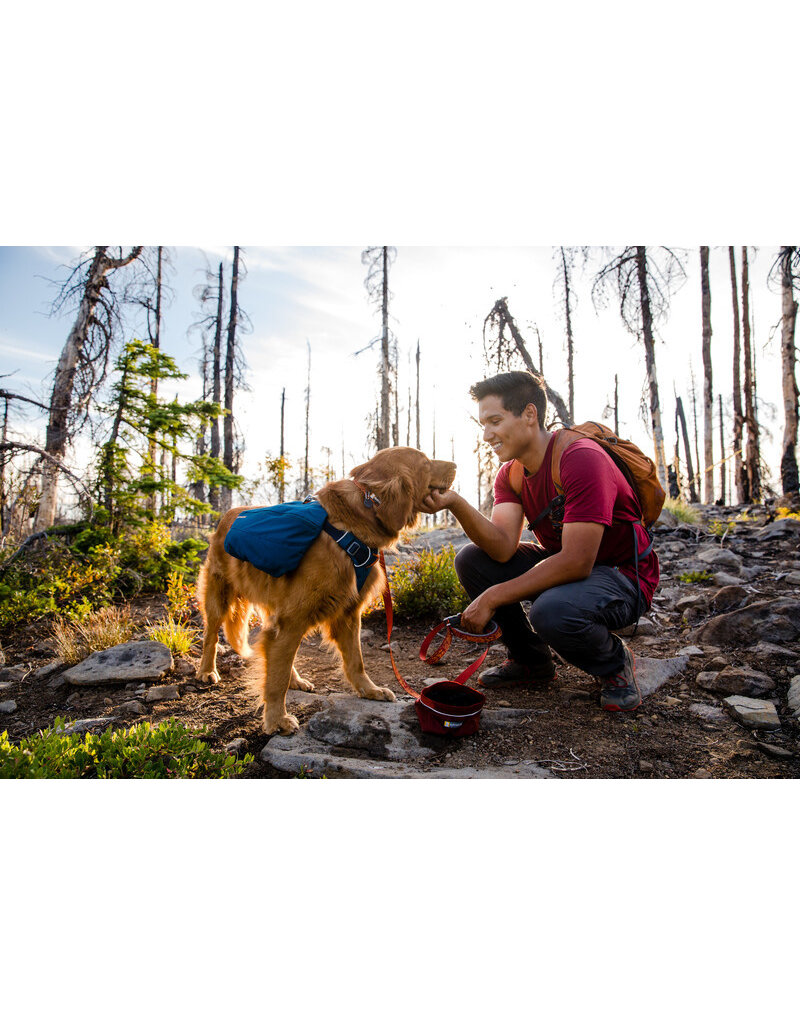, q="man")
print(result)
[420,370,659,712]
